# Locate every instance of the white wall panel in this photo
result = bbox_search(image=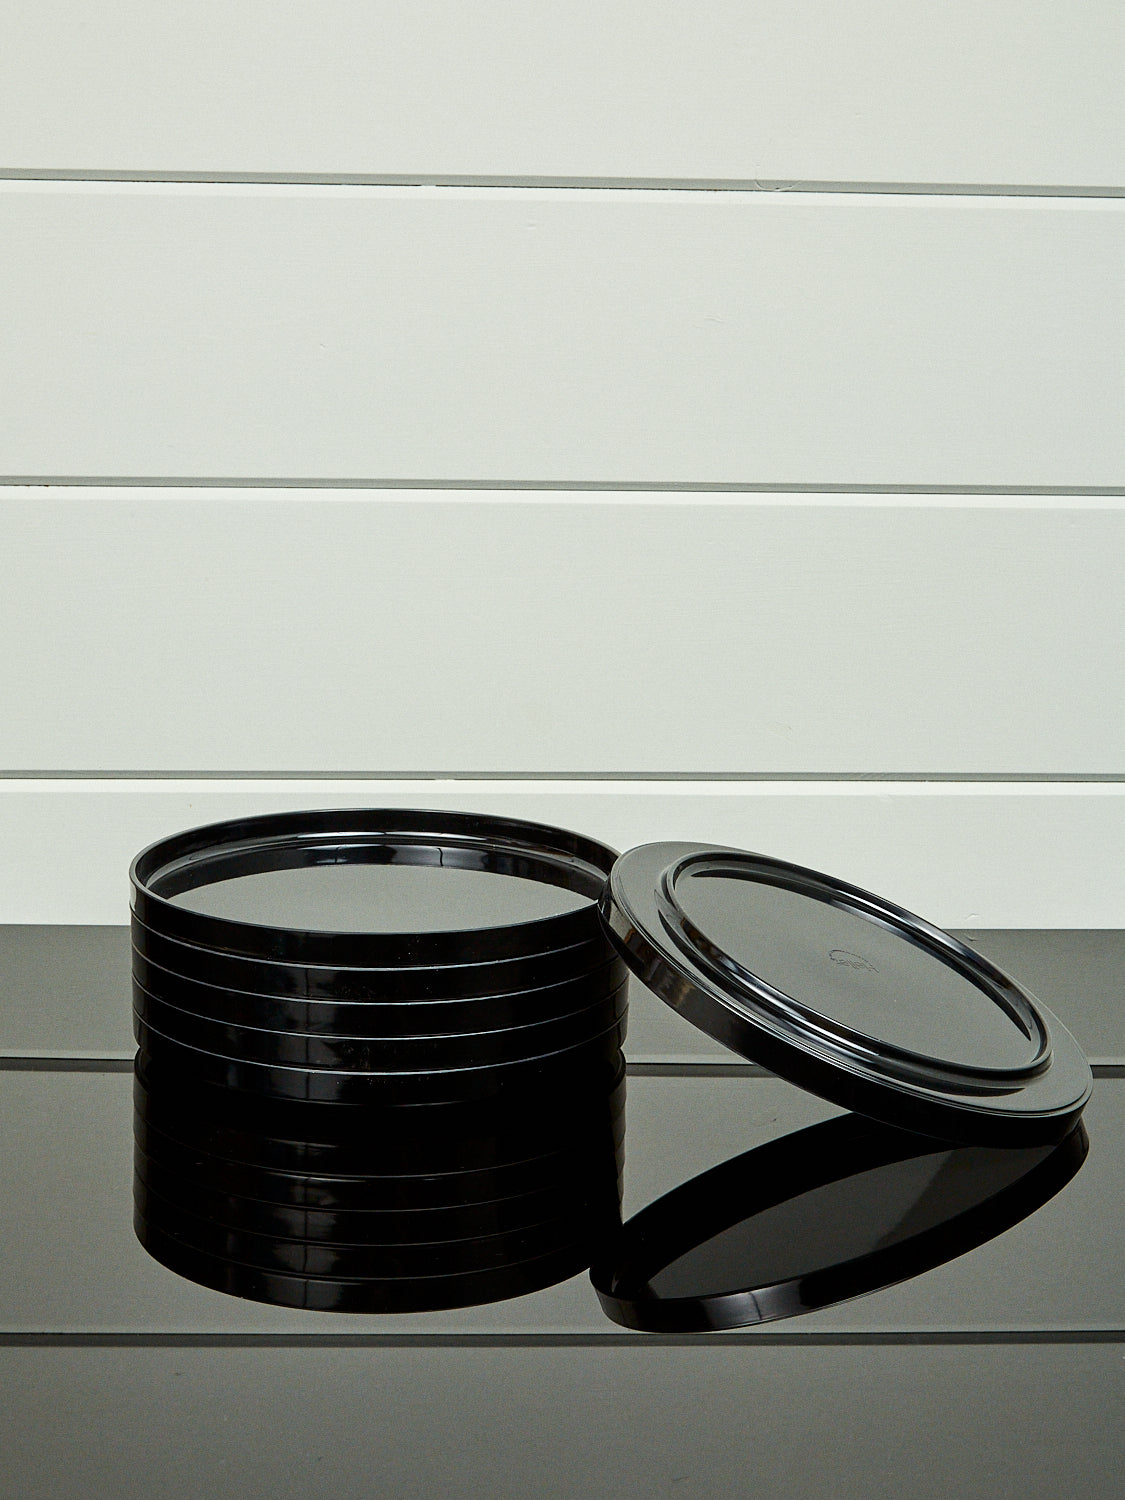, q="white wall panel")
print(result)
[1,4,1123,186]
[1,780,1122,928]
[1,187,1124,485]
[2,493,1121,774]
